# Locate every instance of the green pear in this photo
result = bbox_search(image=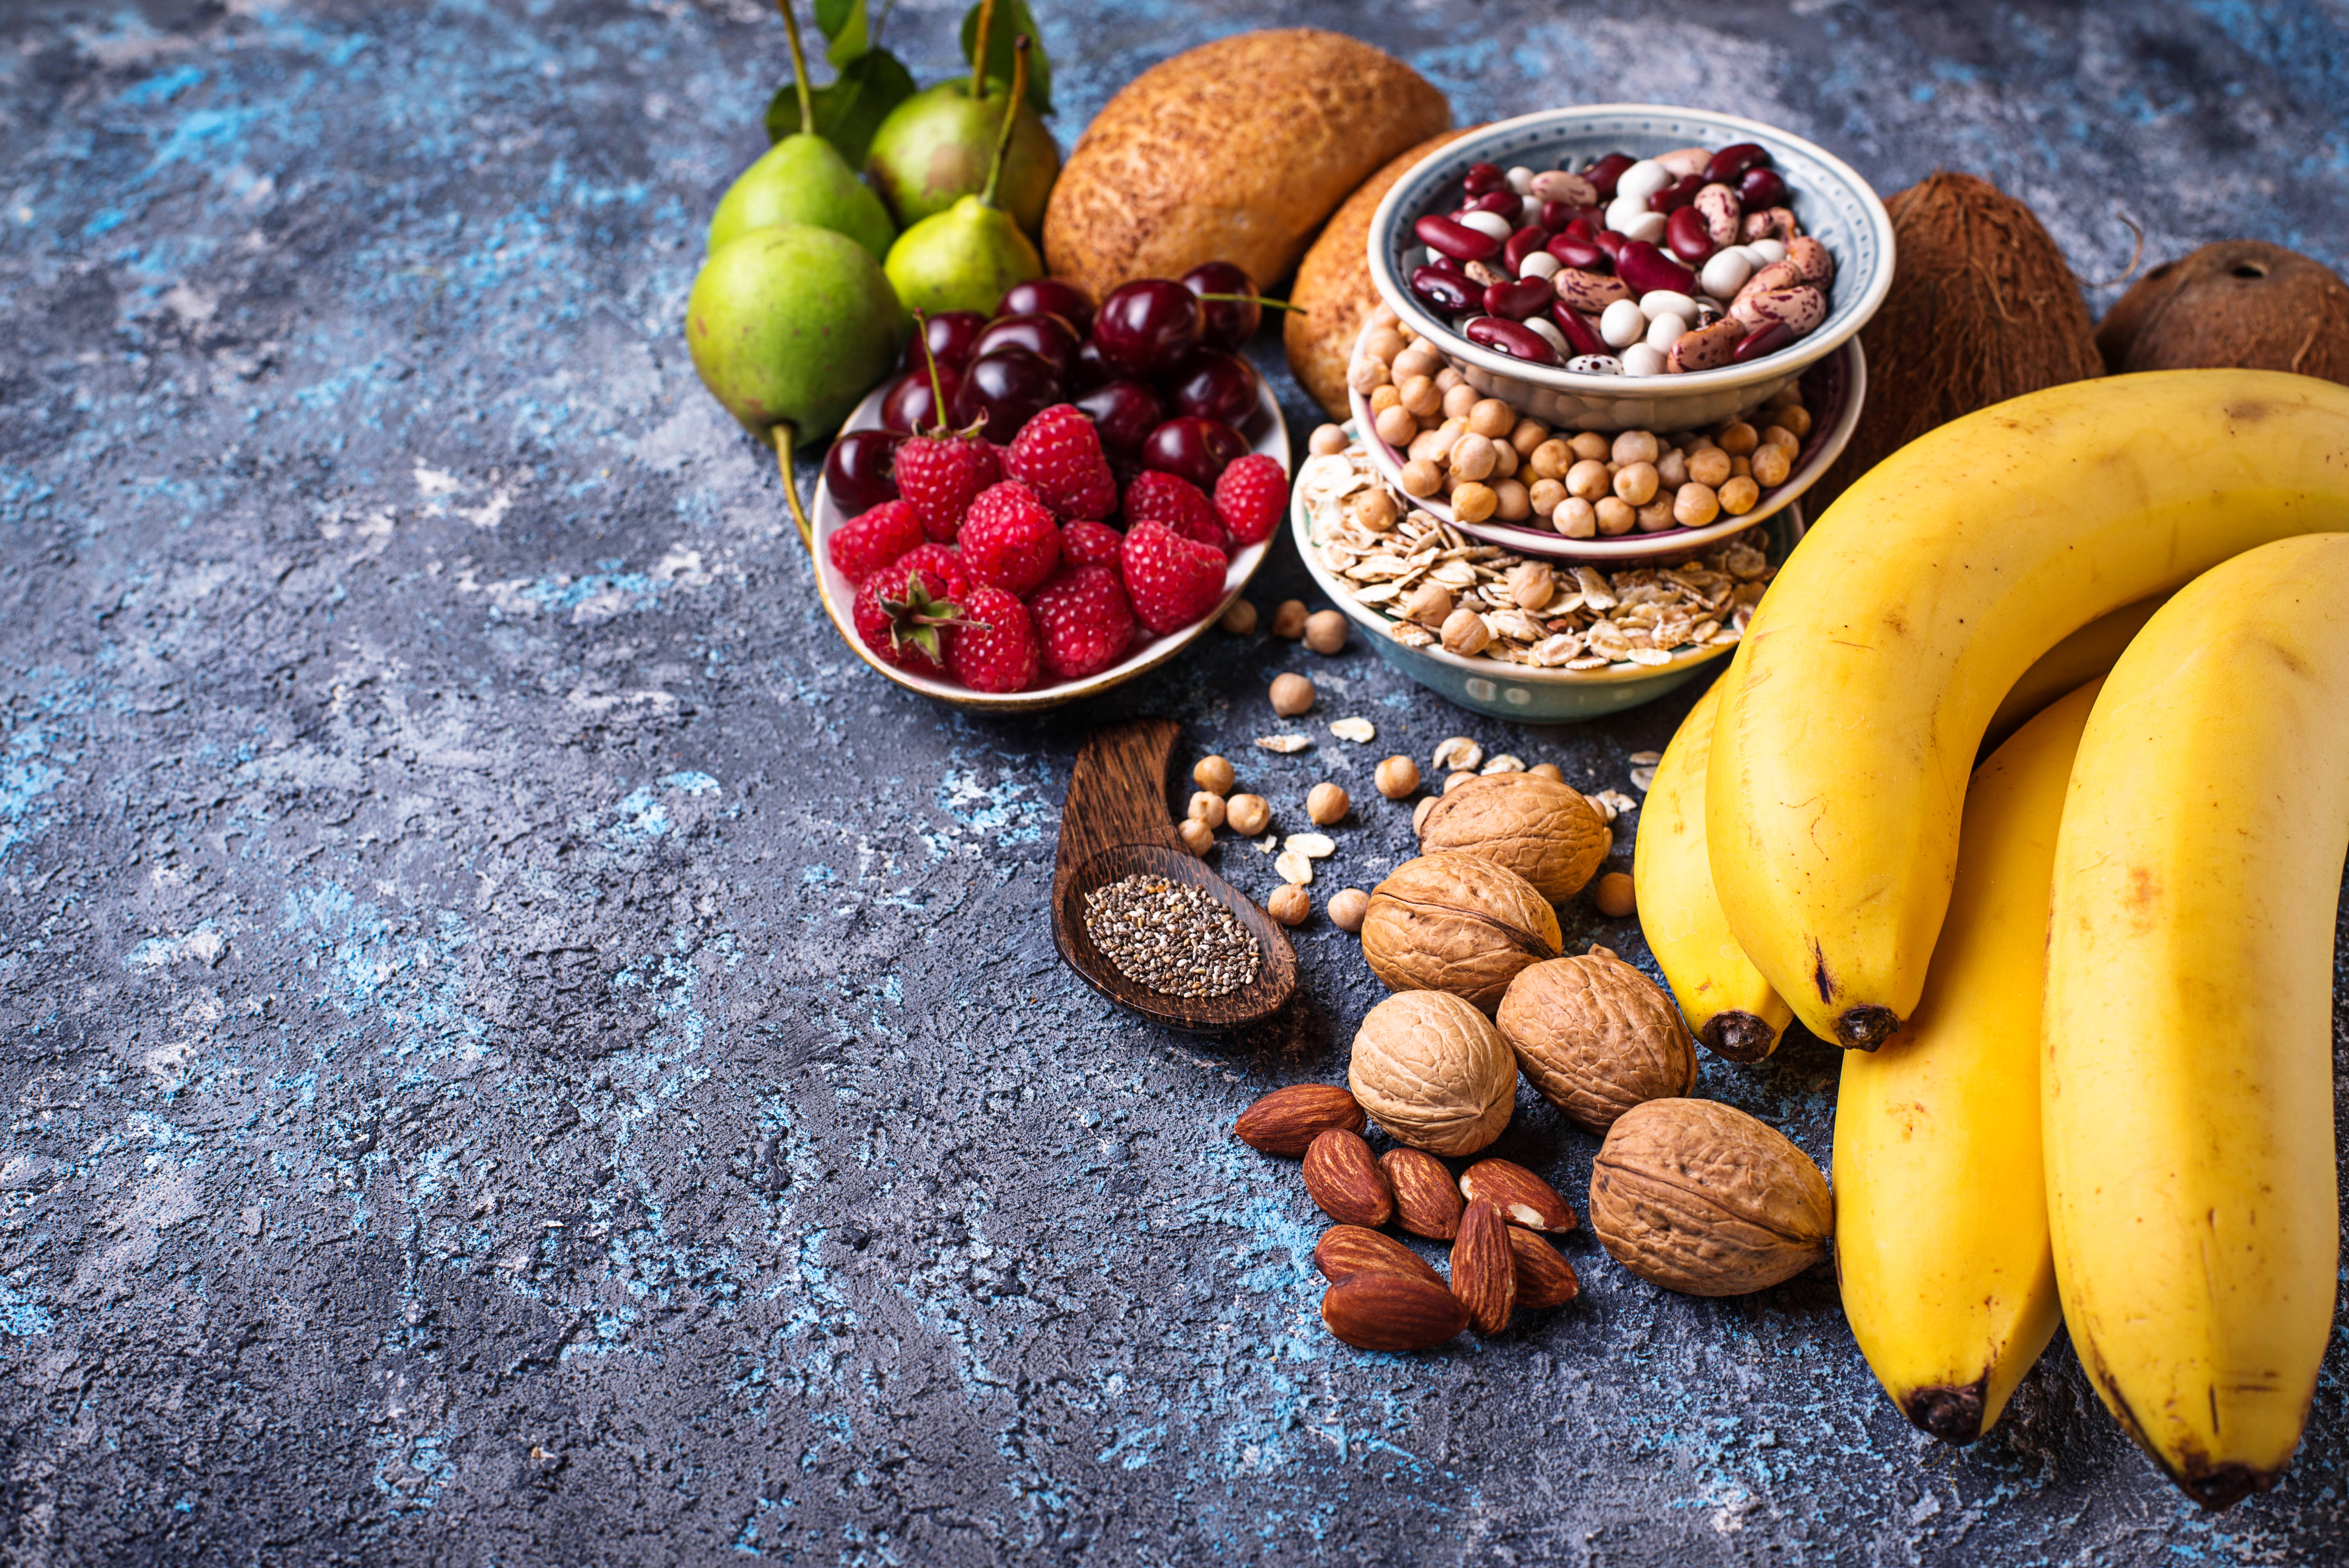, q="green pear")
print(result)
[866,79,1059,237]
[685,223,907,445]
[709,133,895,260]
[885,195,1043,317]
